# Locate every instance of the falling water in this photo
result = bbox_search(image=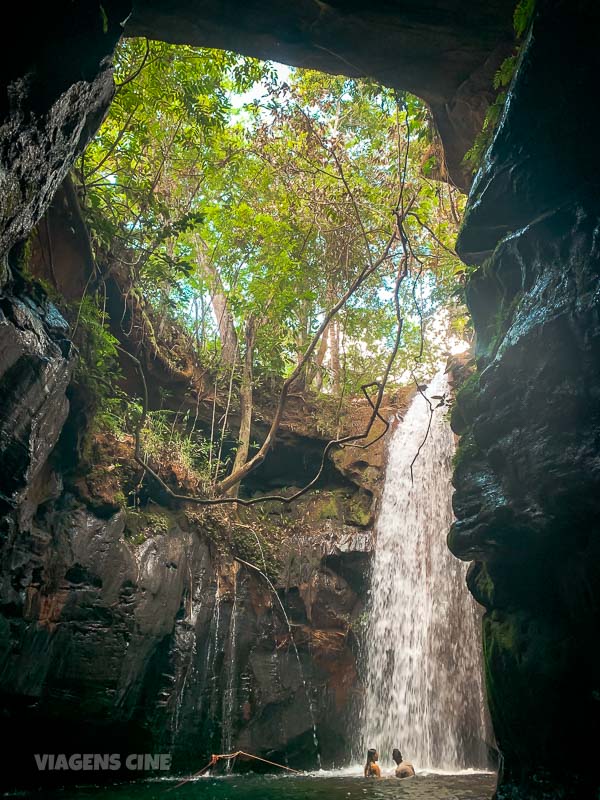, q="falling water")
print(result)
[361,369,488,771]
[221,567,239,764]
[171,561,204,741]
